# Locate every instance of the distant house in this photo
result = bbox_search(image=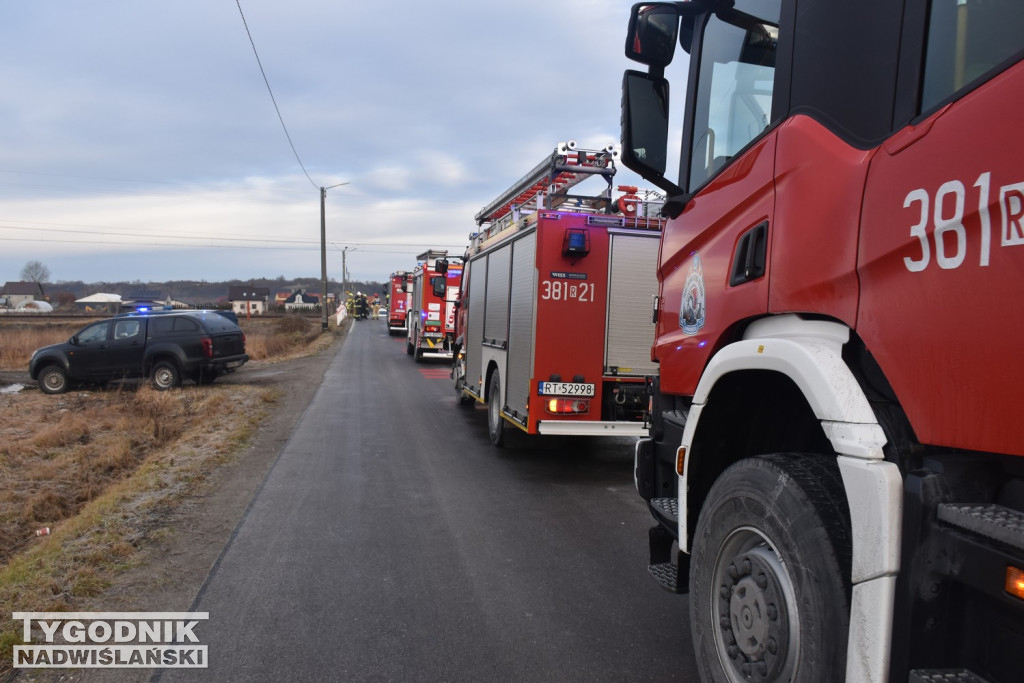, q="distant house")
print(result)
[75,292,123,315]
[121,289,166,313]
[229,285,271,316]
[1,281,45,308]
[283,289,320,311]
